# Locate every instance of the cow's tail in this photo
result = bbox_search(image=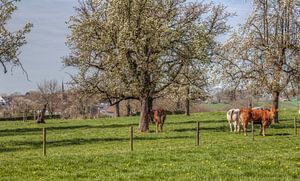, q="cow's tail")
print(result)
[158,111,163,123]
[229,110,234,122]
[237,109,241,126]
